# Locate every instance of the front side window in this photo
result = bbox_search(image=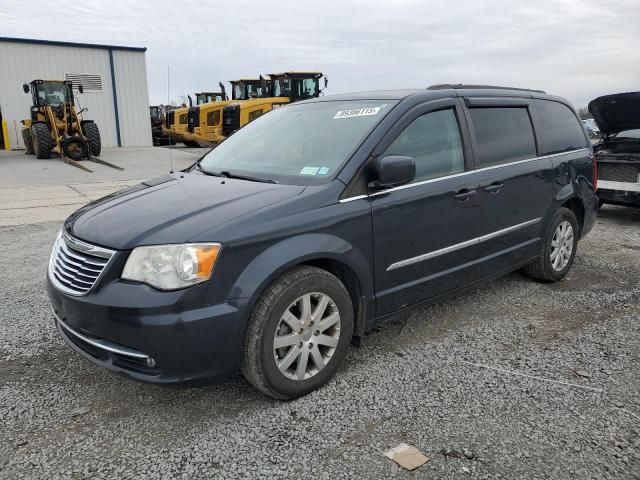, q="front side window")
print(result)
[232,83,246,100]
[469,107,537,167]
[273,78,291,97]
[382,108,465,183]
[534,100,587,154]
[199,100,396,185]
